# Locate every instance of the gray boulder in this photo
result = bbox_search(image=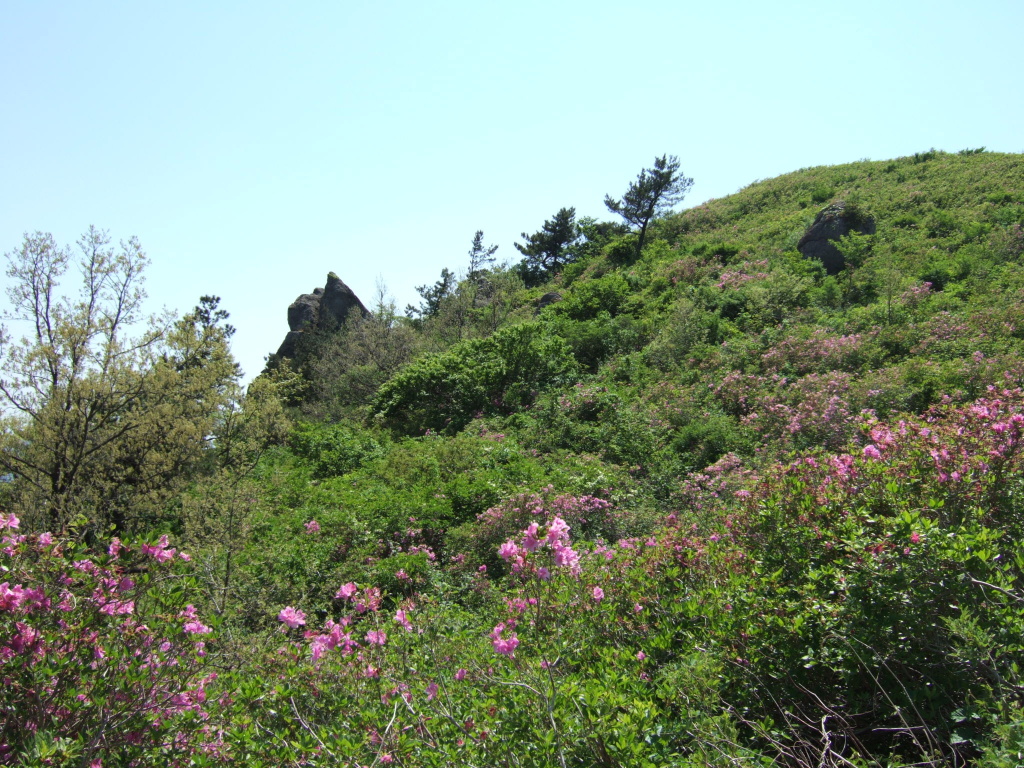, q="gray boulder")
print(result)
[797,202,876,275]
[538,292,562,310]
